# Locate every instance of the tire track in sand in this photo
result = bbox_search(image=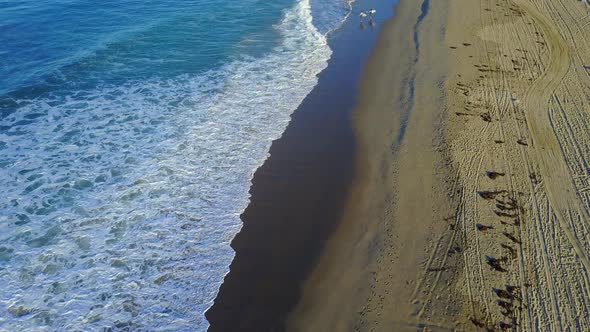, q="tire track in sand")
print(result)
[514,0,590,272]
